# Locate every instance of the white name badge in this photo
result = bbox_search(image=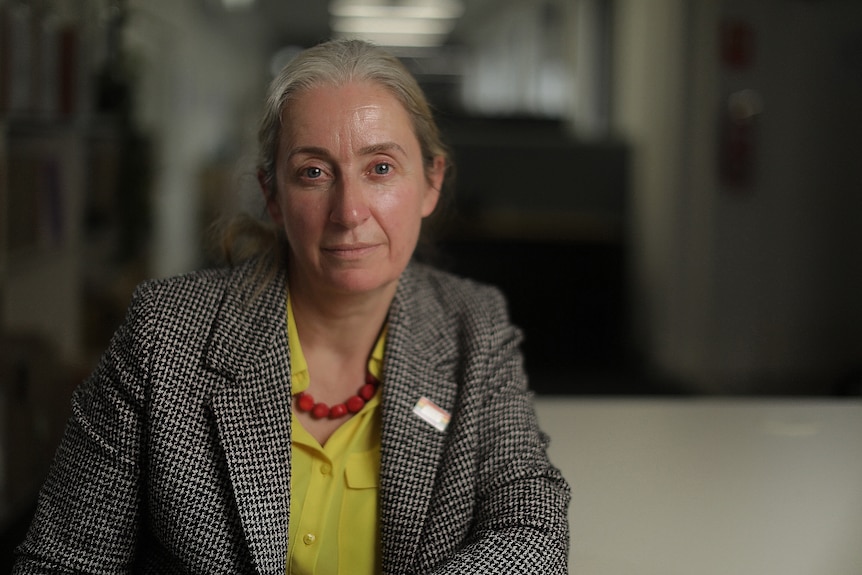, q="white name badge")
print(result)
[413,396,451,432]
